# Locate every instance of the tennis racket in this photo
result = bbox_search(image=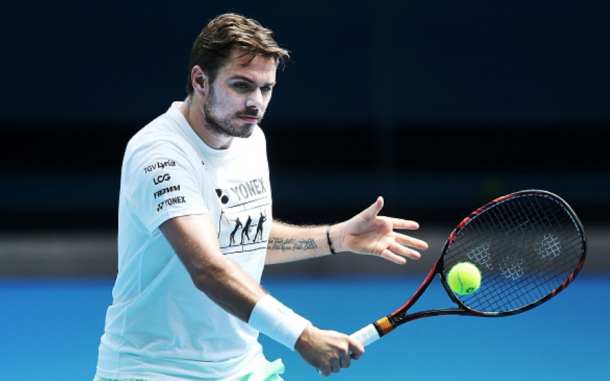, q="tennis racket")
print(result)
[351,189,587,347]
